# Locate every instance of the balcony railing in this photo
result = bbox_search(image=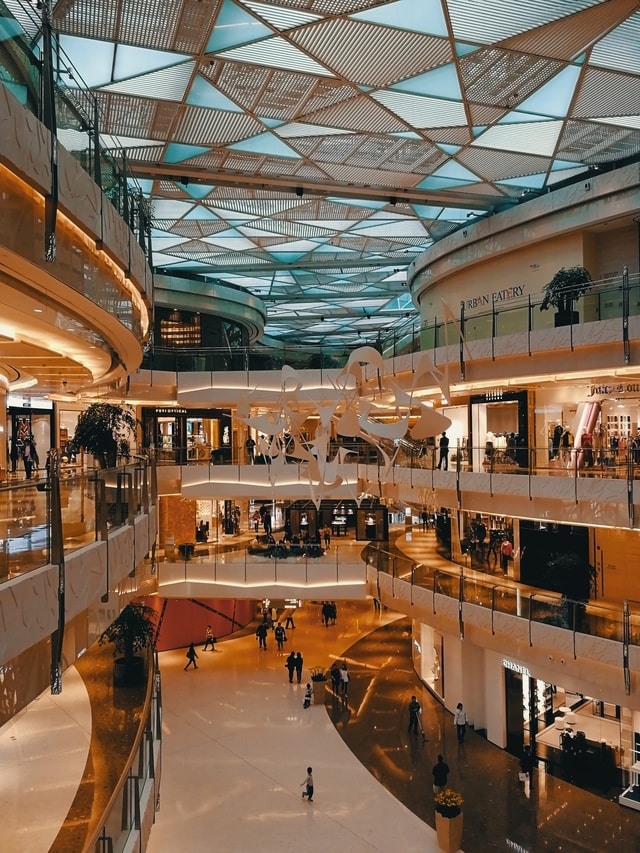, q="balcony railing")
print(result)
[364,543,640,653]
[381,268,639,359]
[0,454,154,584]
